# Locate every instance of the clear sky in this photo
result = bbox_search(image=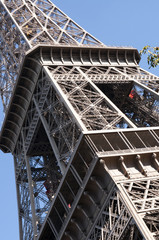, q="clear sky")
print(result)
[0,0,159,239]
